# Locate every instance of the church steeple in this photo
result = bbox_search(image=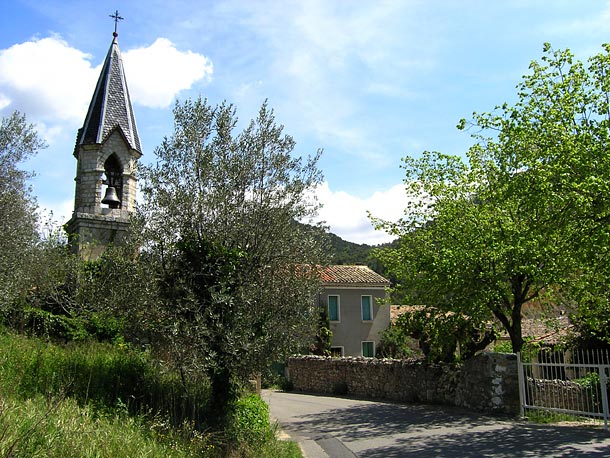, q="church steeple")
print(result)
[65,16,142,259]
[75,30,141,154]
